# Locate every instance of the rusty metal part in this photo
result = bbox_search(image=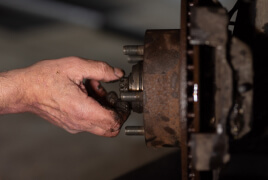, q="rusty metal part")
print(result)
[192,45,200,133]
[106,91,119,106]
[180,0,193,179]
[116,1,257,180]
[125,126,145,136]
[128,62,143,91]
[255,0,268,34]
[189,133,230,171]
[123,45,144,63]
[106,91,131,114]
[123,45,144,56]
[229,37,253,139]
[143,29,181,147]
[119,2,232,180]
[189,6,231,174]
[119,77,129,92]
[126,55,144,64]
[121,30,182,147]
[120,92,143,102]
[119,62,143,113]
